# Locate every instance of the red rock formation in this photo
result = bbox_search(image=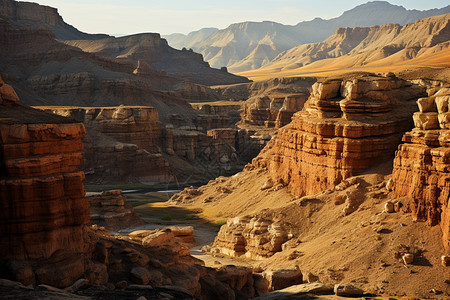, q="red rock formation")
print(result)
[392,87,450,253]
[0,78,89,261]
[253,73,426,196]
